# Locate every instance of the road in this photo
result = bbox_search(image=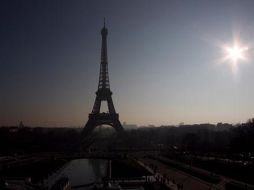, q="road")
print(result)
[140,157,254,190]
